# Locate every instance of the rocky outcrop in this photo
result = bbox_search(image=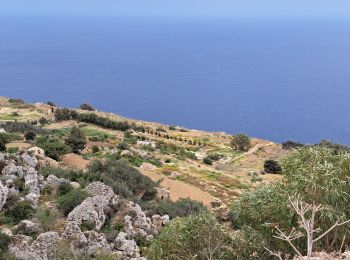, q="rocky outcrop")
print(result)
[155,187,170,201]
[0,181,9,211]
[27,147,45,159]
[9,232,59,260]
[139,162,157,171]
[114,232,144,259]
[46,174,69,187]
[38,157,59,168]
[14,220,40,236]
[84,181,115,200]
[21,153,38,168]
